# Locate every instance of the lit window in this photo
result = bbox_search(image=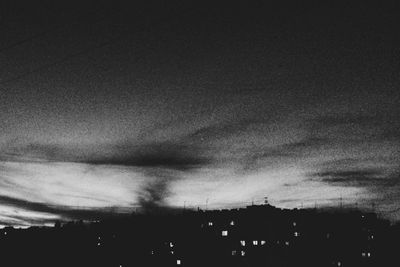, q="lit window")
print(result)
[293,222,297,227]
[362,252,366,257]
[97,242,101,246]
[367,252,371,257]
[230,221,235,226]
[177,259,181,265]
[232,250,237,256]
[169,242,174,248]
[253,240,258,245]
[337,261,341,266]
[222,230,228,236]
[98,236,101,240]
[4,232,7,235]
[171,251,174,255]
[208,222,213,226]
[285,241,289,246]
[240,240,246,246]
[241,251,245,256]
[261,240,266,245]
[294,232,300,237]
